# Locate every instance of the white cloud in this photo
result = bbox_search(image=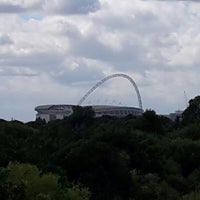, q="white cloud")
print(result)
[0,0,43,13]
[44,0,101,15]
[0,34,12,45]
[0,0,200,121]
